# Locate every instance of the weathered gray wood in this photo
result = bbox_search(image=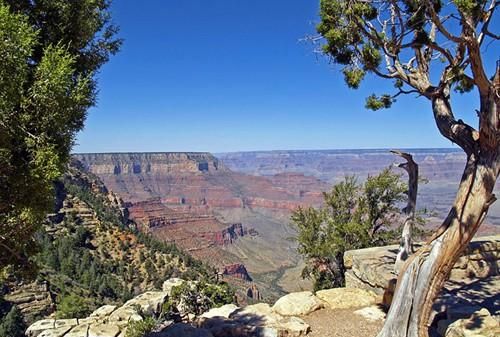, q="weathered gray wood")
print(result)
[377,65,499,337]
[391,150,419,274]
